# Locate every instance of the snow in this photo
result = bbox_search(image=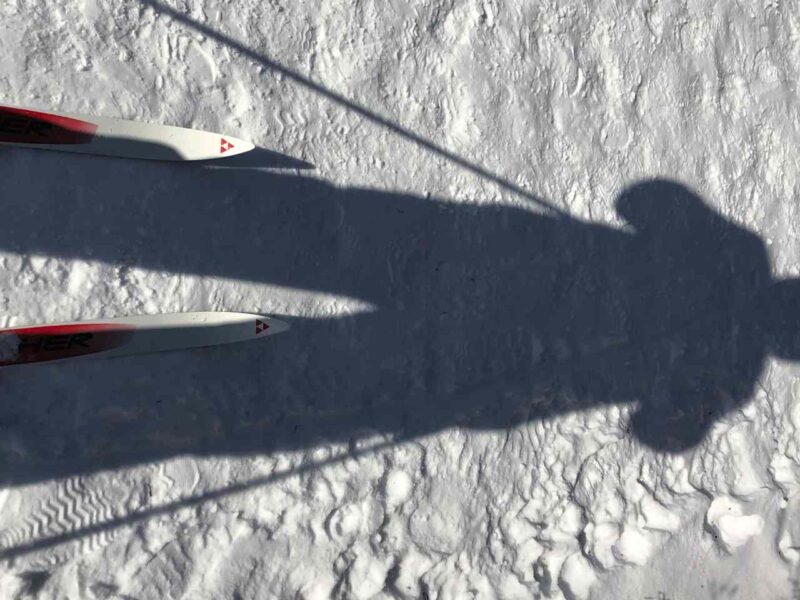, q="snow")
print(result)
[558,553,596,600]
[613,527,654,566]
[384,469,414,512]
[2,0,800,598]
[706,496,765,554]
